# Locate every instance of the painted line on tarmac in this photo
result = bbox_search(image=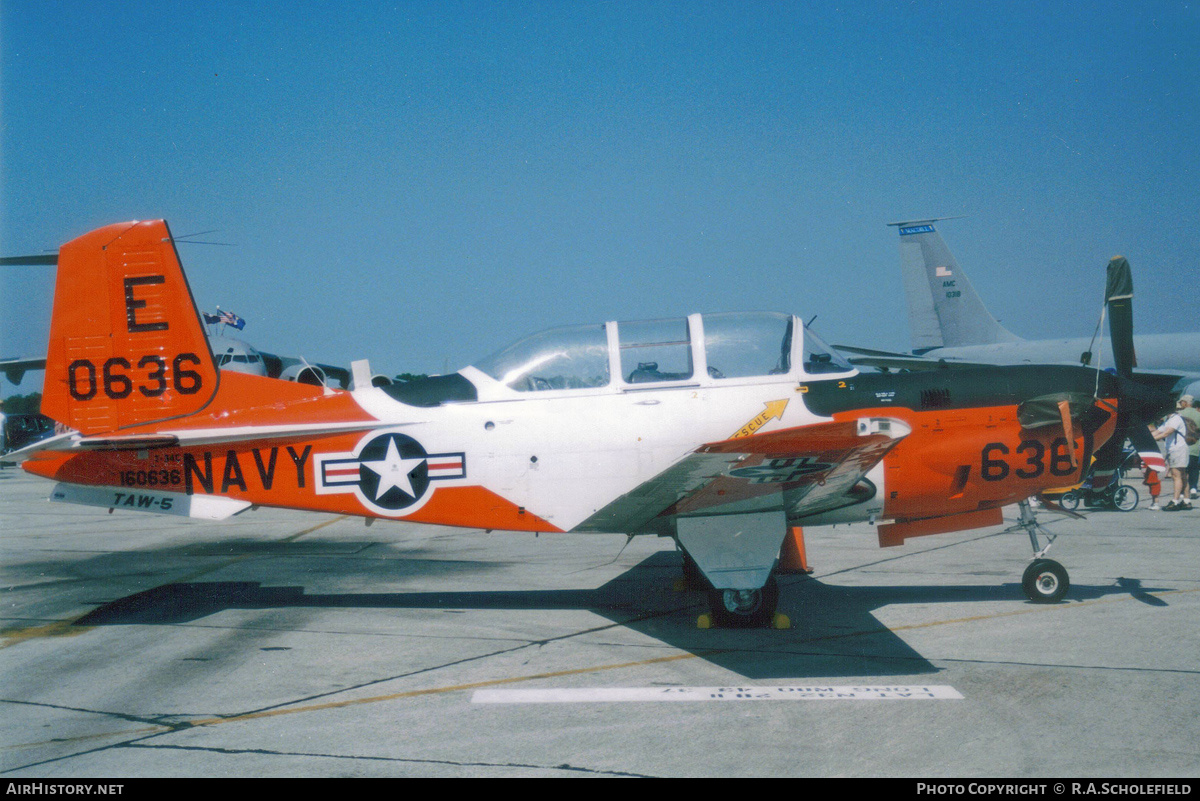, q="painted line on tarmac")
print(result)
[183,651,706,727]
[471,685,964,703]
[5,586,1198,751]
[163,586,1200,727]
